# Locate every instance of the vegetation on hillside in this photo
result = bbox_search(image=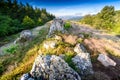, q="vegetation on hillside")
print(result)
[80,6,120,34]
[0,0,55,37]
[0,26,49,79]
